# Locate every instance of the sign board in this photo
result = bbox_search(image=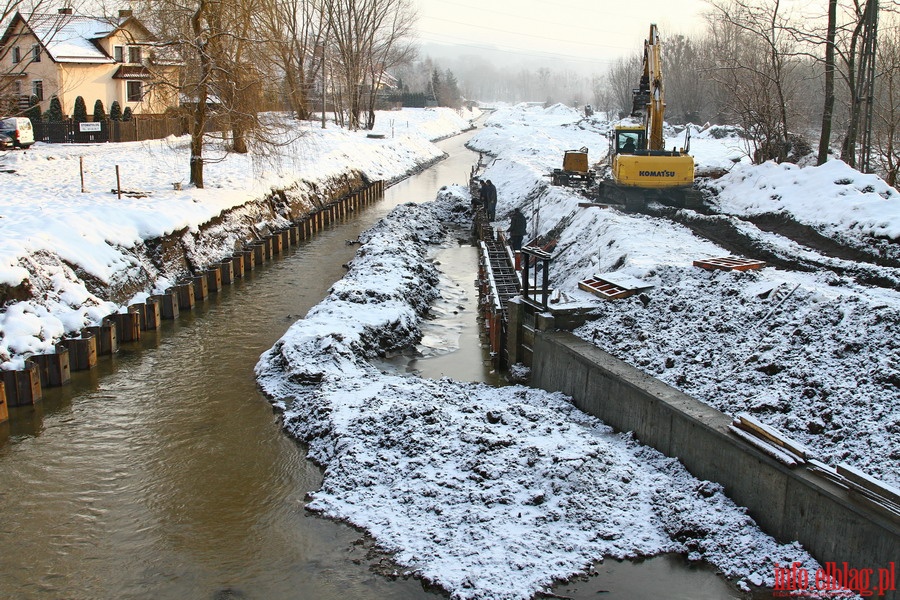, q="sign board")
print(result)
[79,122,102,132]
